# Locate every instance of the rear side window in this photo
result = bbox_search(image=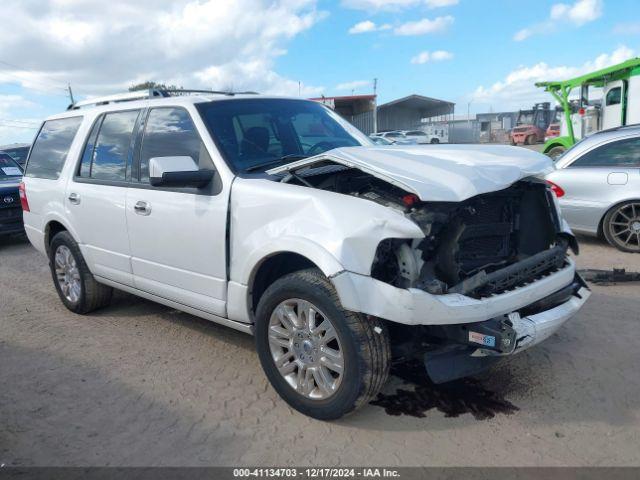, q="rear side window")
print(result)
[571,137,640,168]
[78,110,140,181]
[139,107,212,183]
[25,117,82,180]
